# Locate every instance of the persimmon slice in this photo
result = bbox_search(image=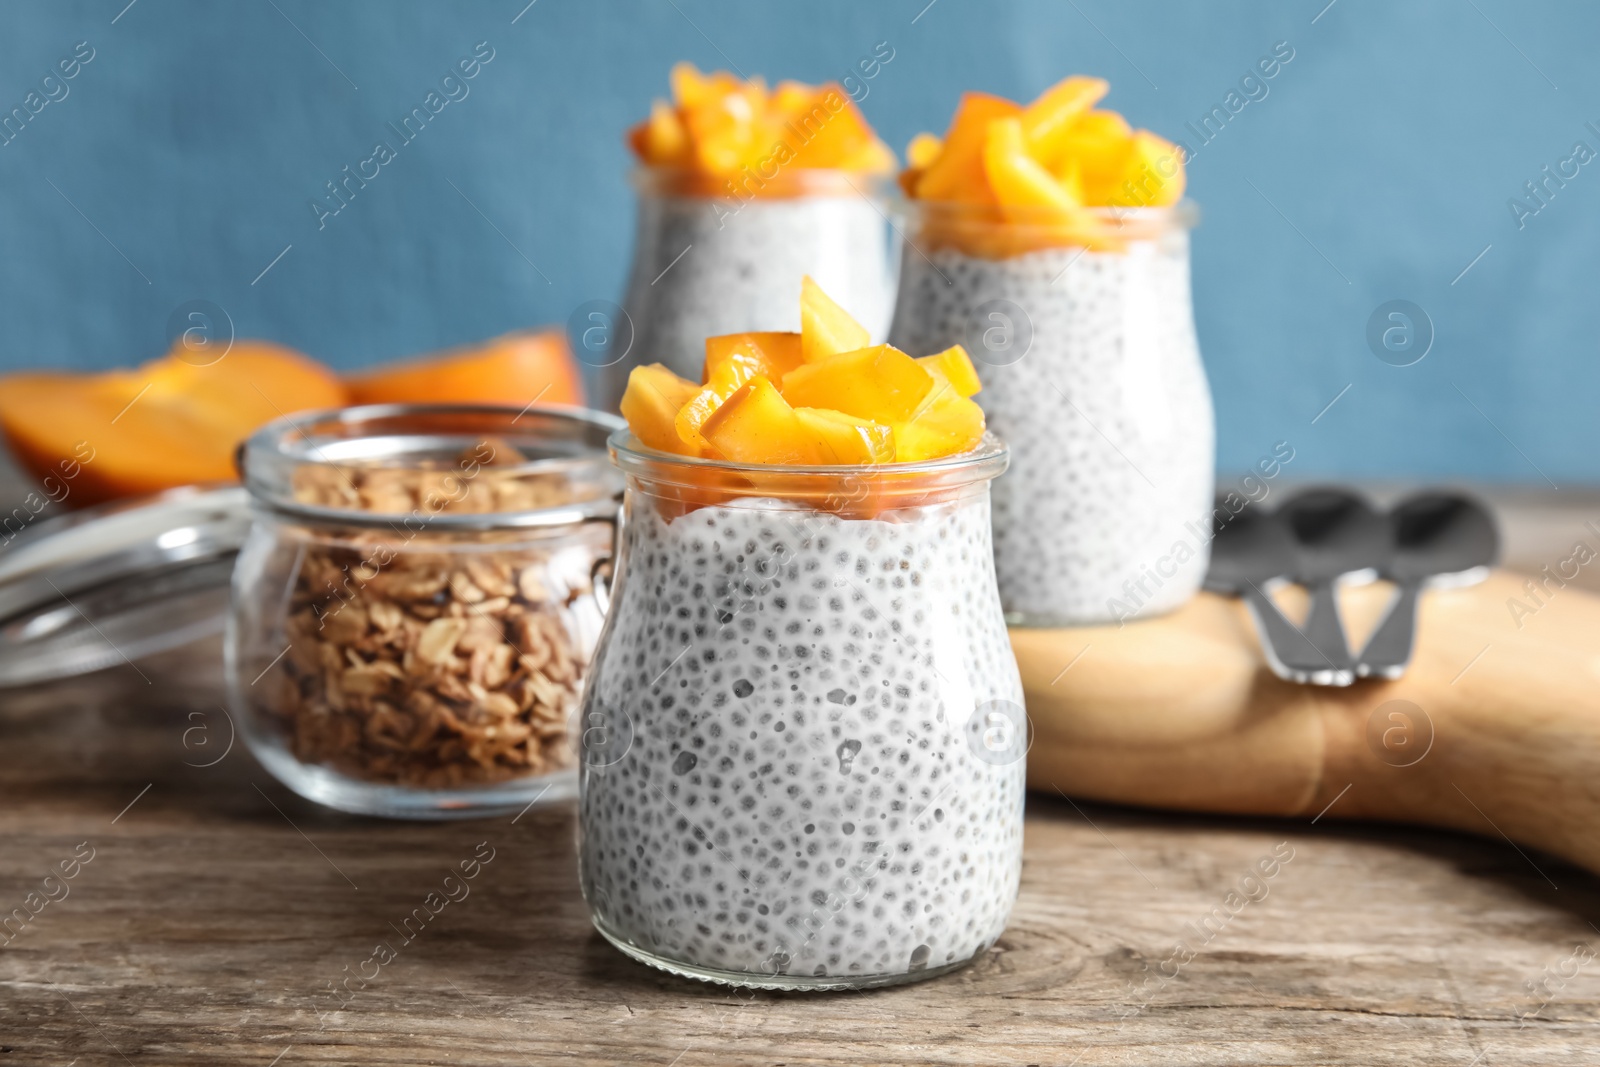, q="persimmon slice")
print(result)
[0,341,346,505]
[345,329,583,409]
